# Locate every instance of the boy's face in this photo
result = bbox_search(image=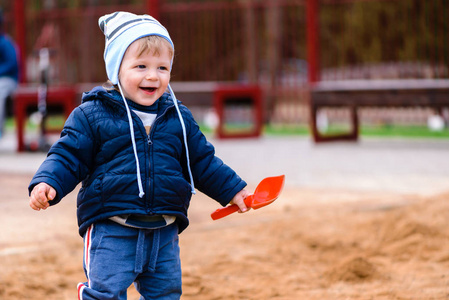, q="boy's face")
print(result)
[119,40,171,106]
